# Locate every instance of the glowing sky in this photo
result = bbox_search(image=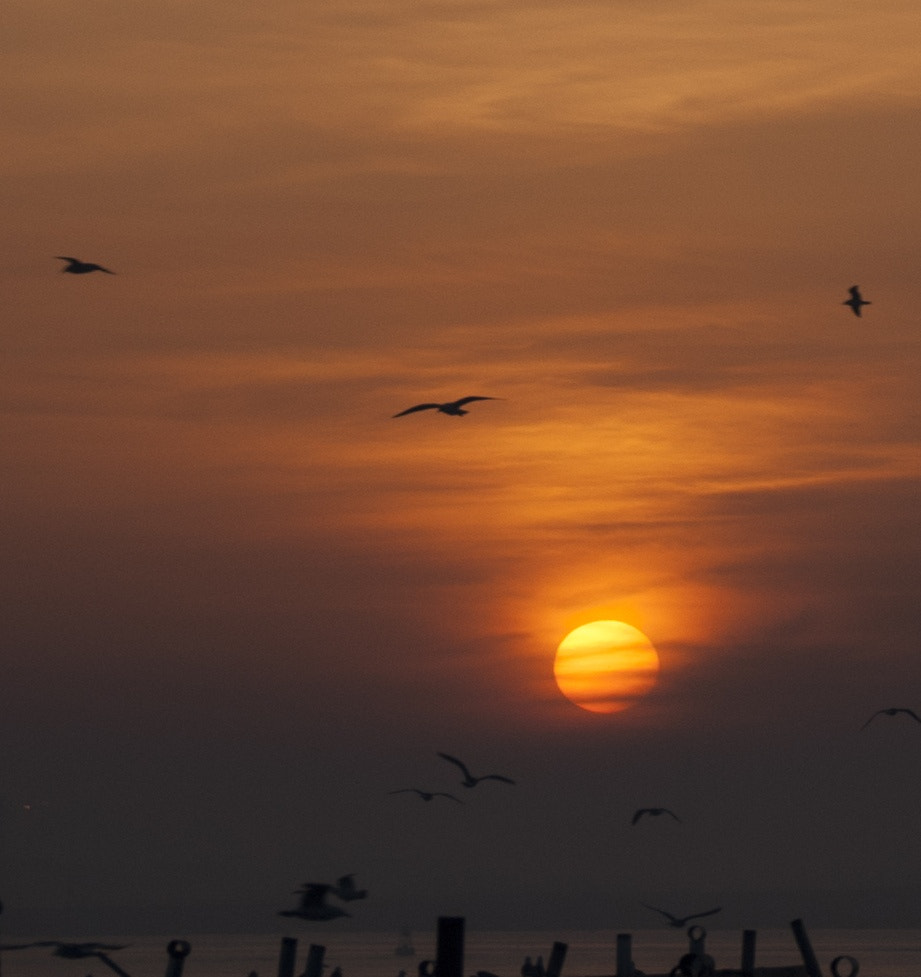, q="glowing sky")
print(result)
[3,0,921,937]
